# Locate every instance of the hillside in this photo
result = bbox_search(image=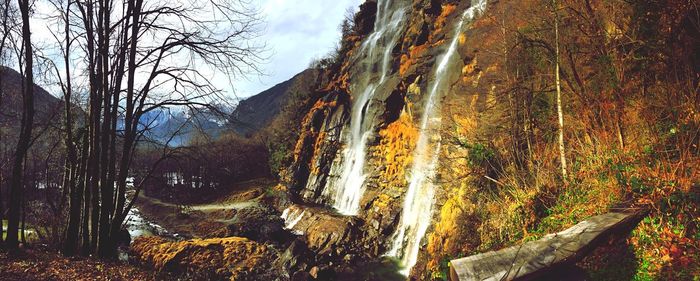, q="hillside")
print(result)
[280,0,700,279]
[0,66,63,125]
[230,68,322,136]
[136,69,322,146]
